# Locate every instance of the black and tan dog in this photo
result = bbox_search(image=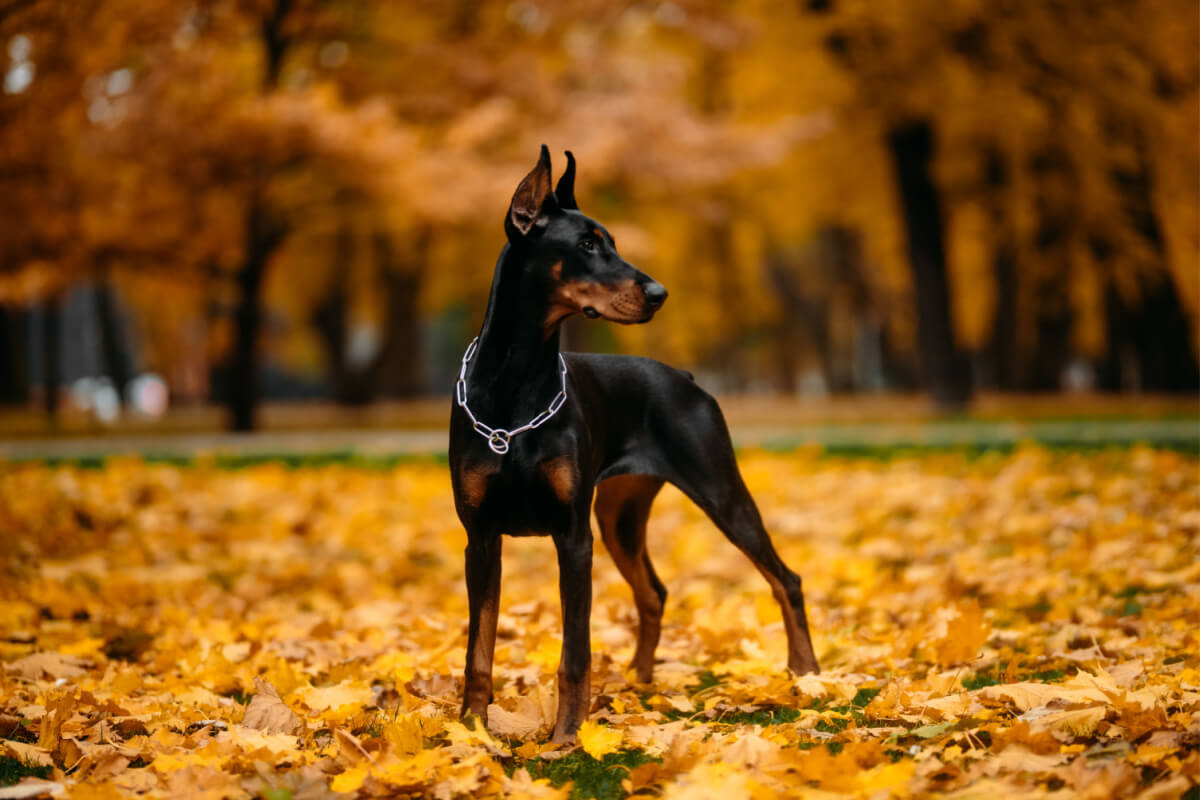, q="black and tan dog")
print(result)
[449,146,819,744]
